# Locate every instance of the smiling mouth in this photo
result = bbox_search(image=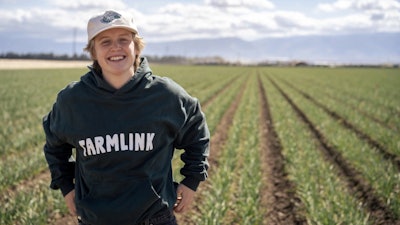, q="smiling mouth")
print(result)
[109,56,125,61]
